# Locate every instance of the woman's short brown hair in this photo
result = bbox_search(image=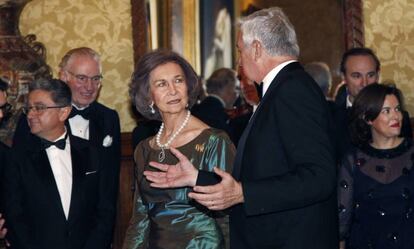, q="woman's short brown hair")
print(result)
[129,49,200,120]
[349,83,405,146]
